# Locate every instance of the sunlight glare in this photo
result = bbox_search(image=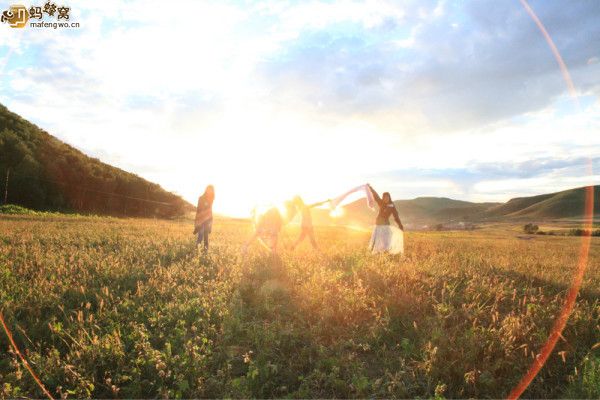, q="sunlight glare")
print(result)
[329,206,345,218]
